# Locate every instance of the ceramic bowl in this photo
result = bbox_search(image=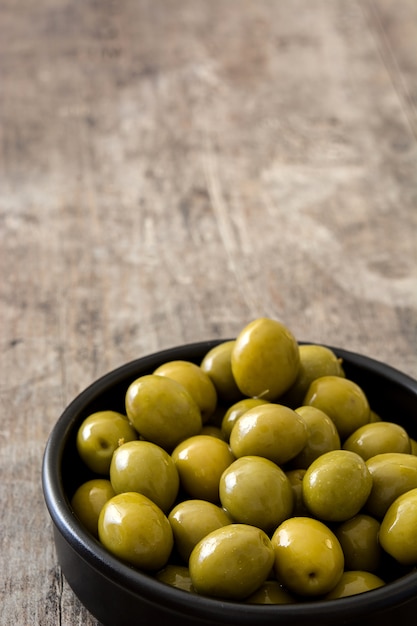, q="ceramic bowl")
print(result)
[42,340,417,626]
